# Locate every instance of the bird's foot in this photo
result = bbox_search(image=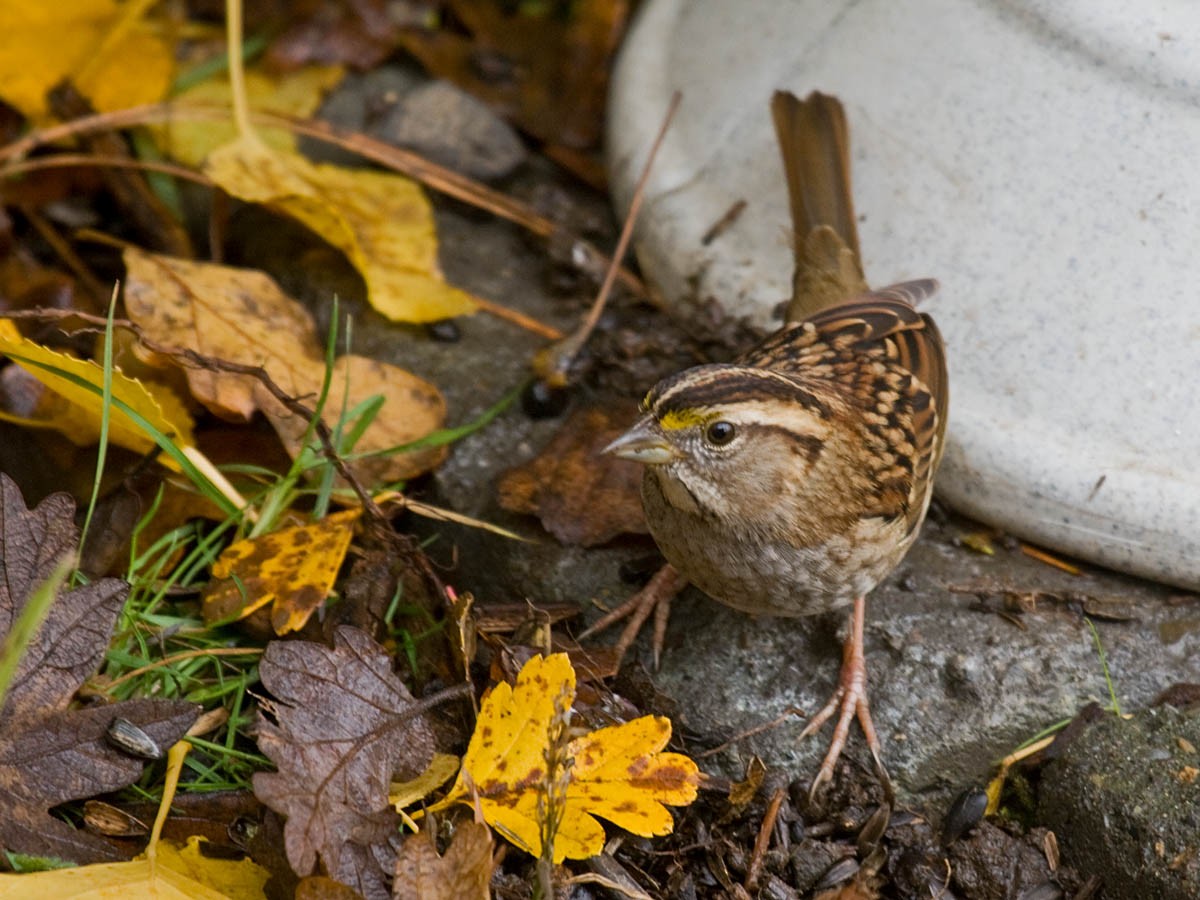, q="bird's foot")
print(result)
[798,595,892,801]
[578,563,687,670]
